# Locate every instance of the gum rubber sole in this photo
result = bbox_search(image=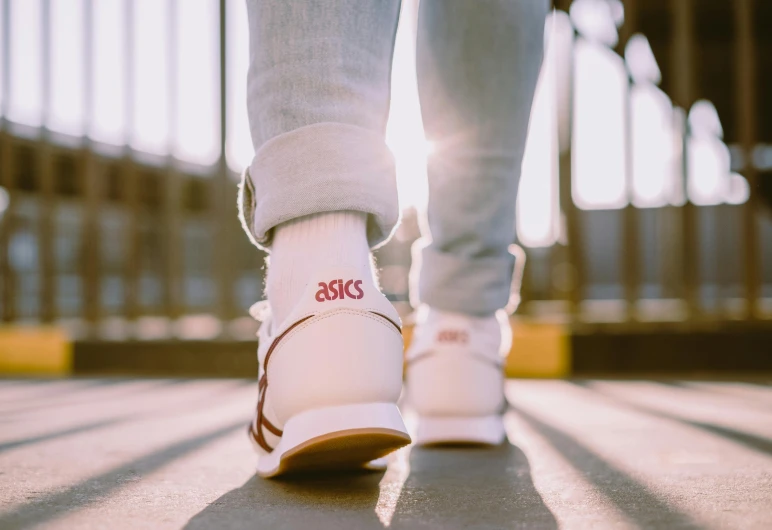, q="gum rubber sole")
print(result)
[266,428,410,476]
[253,402,411,478]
